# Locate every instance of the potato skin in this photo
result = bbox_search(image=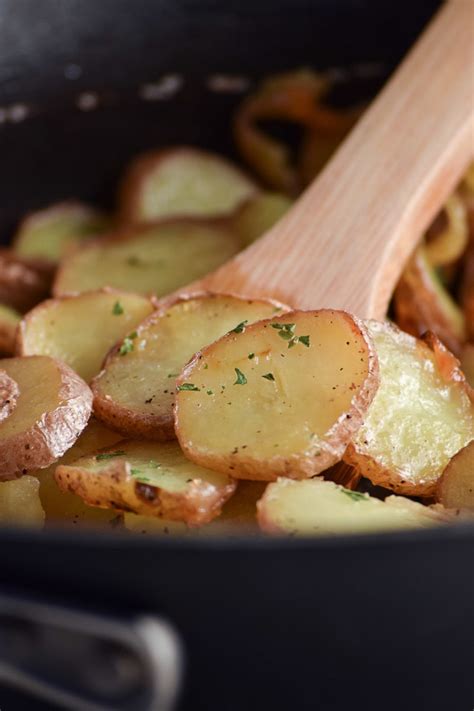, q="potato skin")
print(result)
[0,357,92,480]
[0,370,19,422]
[175,310,380,481]
[118,146,257,225]
[55,442,237,525]
[91,290,289,441]
[344,325,474,497]
[0,250,53,313]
